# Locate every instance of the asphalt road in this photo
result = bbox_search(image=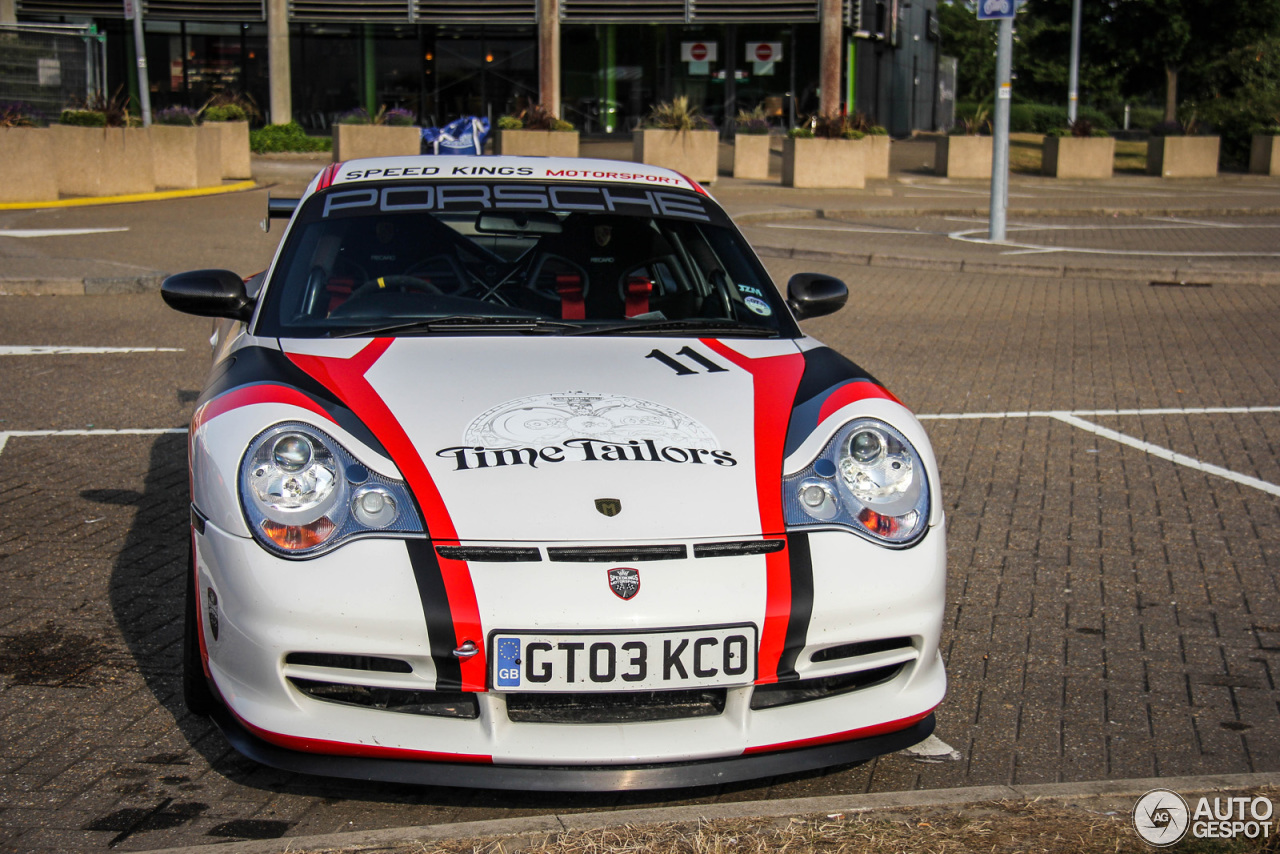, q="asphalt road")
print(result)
[0,200,1278,852]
